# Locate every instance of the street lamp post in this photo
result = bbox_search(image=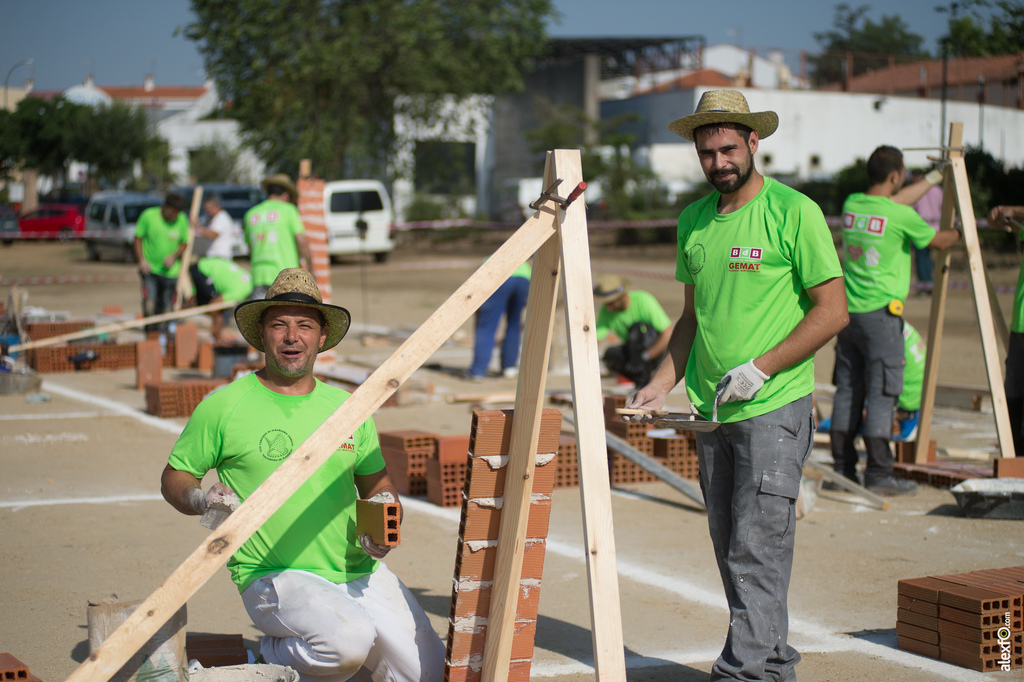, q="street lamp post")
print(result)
[4,58,34,111]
